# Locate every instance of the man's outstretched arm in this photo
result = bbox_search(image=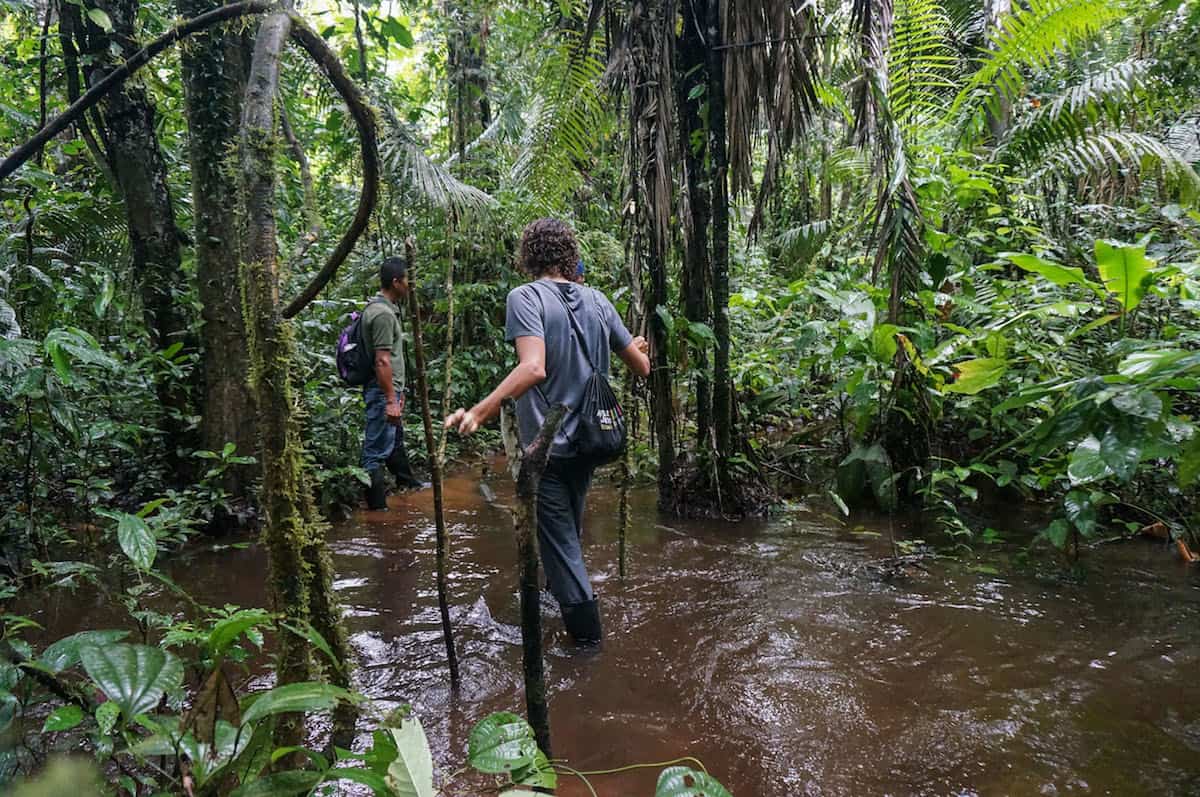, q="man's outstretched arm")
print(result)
[445,336,546,435]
